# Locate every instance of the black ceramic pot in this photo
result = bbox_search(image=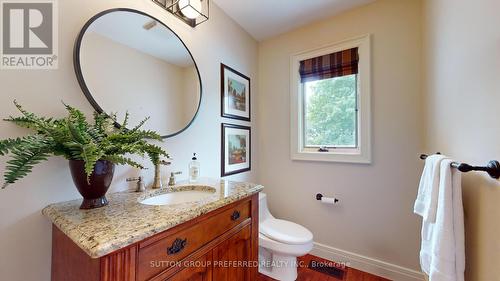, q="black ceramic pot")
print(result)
[69,159,115,209]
